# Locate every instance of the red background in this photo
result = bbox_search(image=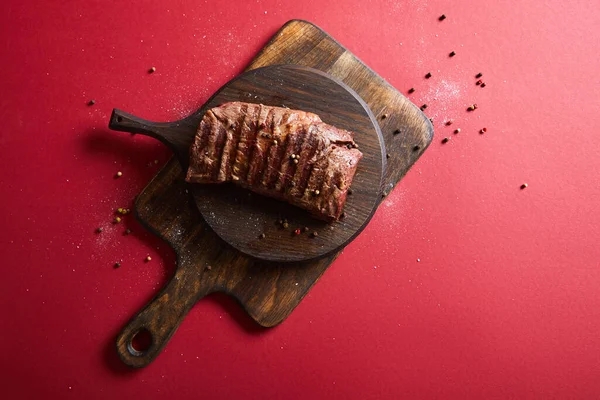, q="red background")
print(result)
[2,0,599,398]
